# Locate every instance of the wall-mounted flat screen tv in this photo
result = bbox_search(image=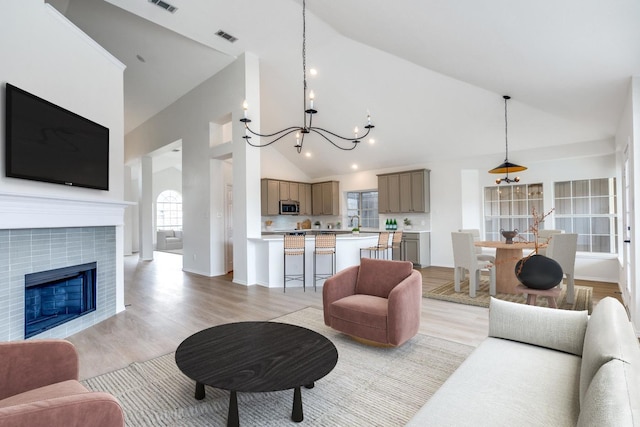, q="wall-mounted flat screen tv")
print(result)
[5,83,109,190]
